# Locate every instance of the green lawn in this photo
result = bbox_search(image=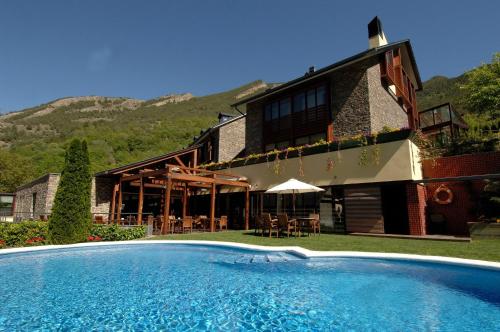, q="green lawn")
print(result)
[150,230,500,262]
